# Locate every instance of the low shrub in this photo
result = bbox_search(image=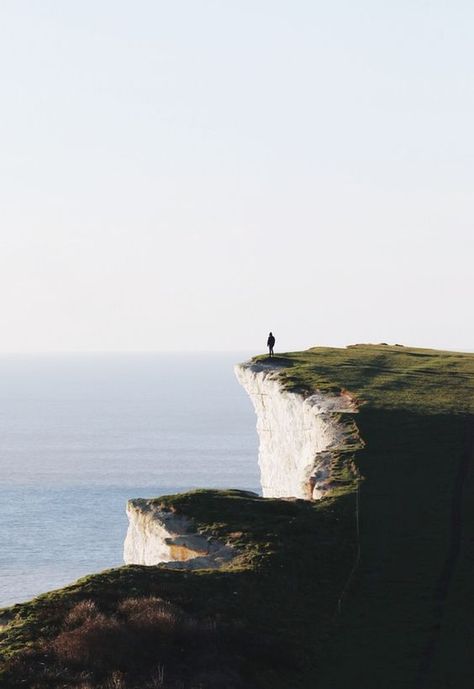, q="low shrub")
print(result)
[51,615,125,669]
[23,596,248,687]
